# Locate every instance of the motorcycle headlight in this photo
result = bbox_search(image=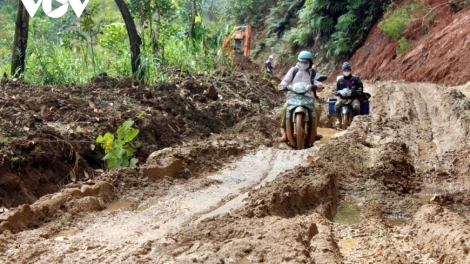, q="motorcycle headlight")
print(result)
[291,82,309,94]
